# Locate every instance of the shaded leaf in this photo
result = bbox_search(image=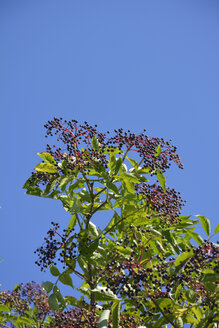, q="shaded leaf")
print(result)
[48,293,59,311]
[59,273,73,287]
[42,281,53,293]
[50,265,60,276]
